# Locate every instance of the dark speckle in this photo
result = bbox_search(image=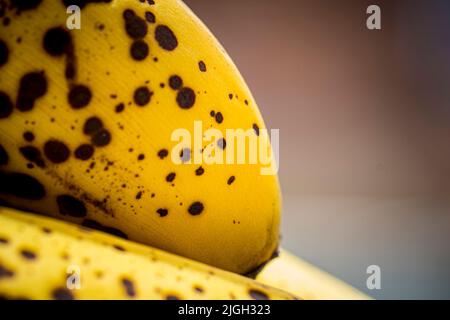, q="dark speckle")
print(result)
[130,40,149,61]
[249,289,269,300]
[75,144,94,160]
[43,27,72,56]
[194,286,204,293]
[166,172,176,182]
[253,123,260,136]
[158,149,168,159]
[123,9,134,19]
[209,110,215,117]
[134,86,152,106]
[44,140,70,164]
[57,195,87,218]
[135,191,142,200]
[0,145,9,165]
[154,25,178,51]
[91,129,111,147]
[96,23,105,31]
[11,0,43,12]
[123,9,148,39]
[176,87,196,109]
[68,85,92,109]
[145,11,155,23]
[217,138,226,150]
[166,295,180,300]
[115,103,125,113]
[227,176,235,185]
[195,166,204,176]
[0,265,14,279]
[180,148,190,162]
[228,93,233,100]
[121,278,136,298]
[82,219,128,239]
[0,237,8,244]
[0,39,8,67]
[20,249,37,260]
[0,172,46,200]
[198,60,206,72]
[23,131,35,142]
[52,287,74,300]
[113,245,125,252]
[17,71,48,112]
[156,208,168,217]
[138,153,145,161]
[215,112,223,124]
[83,116,103,135]
[0,91,13,119]
[169,75,182,90]
[2,17,10,27]
[19,146,46,168]
[188,202,204,215]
